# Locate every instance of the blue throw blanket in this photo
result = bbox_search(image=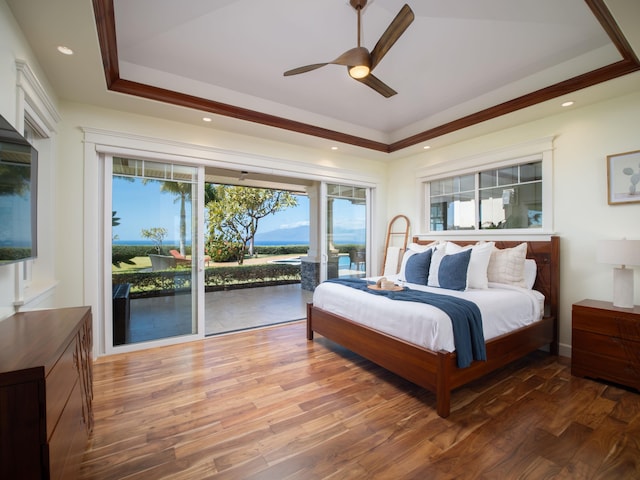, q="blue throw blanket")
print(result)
[326,278,486,368]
